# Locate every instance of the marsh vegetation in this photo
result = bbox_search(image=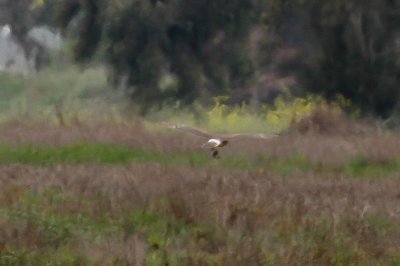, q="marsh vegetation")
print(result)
[0,96,400,264]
